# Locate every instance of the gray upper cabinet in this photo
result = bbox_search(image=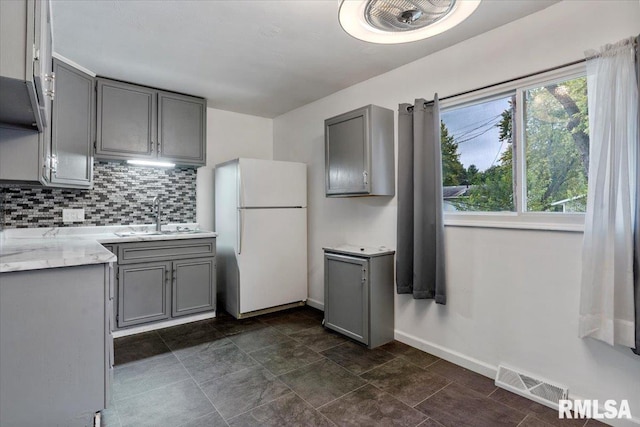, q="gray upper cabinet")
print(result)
[325,104,394,197]
[96,78,157,161]
[0,57,94,189]
[49,58,94,188]
[0,0,53,132]
[158,91,206,166]
[96,78,206,166]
